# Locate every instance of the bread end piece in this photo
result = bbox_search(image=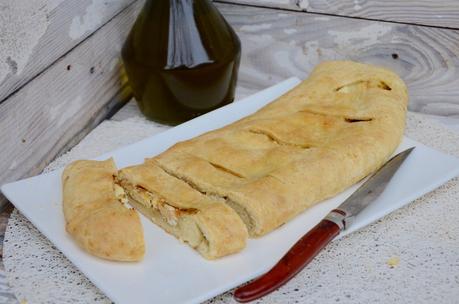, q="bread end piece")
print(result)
[63,159,145,262]
[66,203,145,261]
